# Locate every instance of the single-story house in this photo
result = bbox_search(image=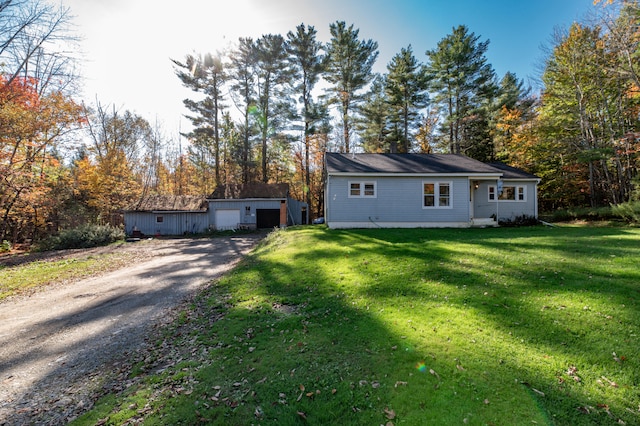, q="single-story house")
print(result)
[123,183,308,236]
[324,152,540,229]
